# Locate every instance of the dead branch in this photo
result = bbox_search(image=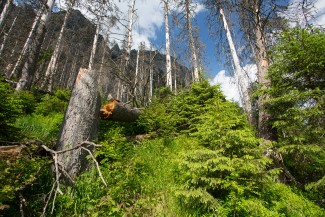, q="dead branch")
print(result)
[40,141,106,216]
